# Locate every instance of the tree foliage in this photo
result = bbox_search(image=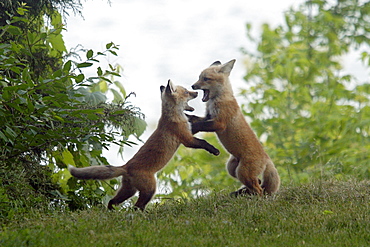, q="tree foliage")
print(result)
[0,2,145,218]
[157,0,370,201]
[241,0,370,183]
